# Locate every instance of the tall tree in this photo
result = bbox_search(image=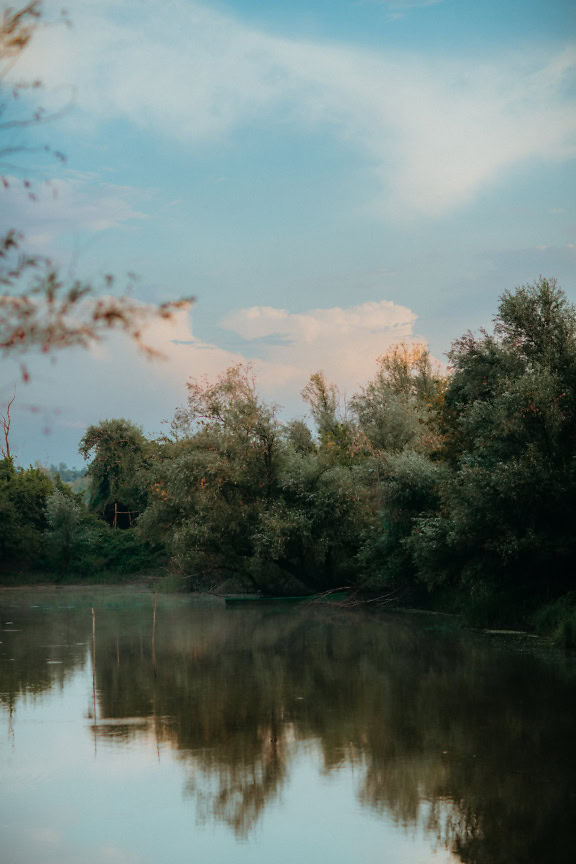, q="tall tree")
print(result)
[79,419,149,526]
[351,342,445,454]
[413,278,576,609]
